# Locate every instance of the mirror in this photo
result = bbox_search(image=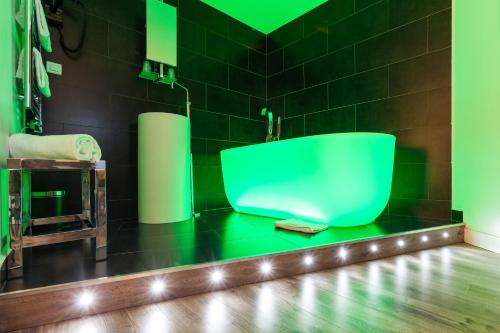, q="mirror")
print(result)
[146,0,177,66]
